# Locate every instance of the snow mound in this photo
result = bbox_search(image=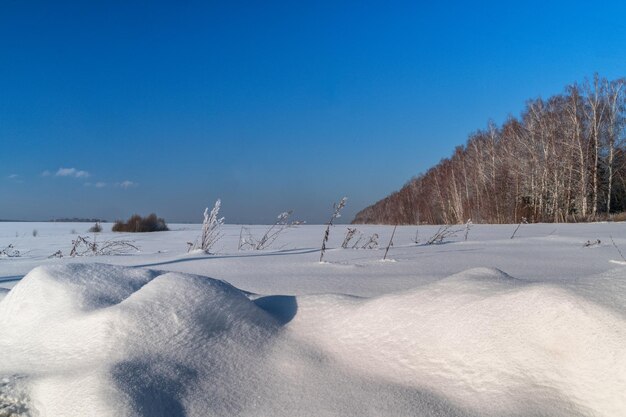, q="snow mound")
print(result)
[0,264,281,417]
[0,264,625,416]
[291,267,626,416]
